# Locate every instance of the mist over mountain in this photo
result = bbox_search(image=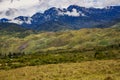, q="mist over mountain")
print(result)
[0,0,120,19]
[0,5,120,31]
